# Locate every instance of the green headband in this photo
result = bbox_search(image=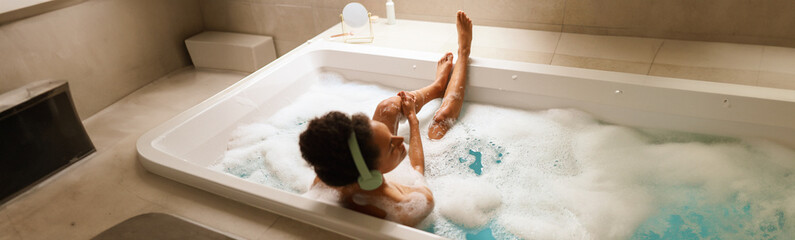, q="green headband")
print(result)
[348,131,383,190]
